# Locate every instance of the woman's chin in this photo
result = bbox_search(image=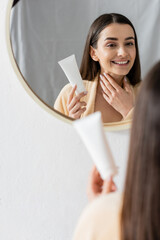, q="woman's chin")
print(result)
[102,67,130,78]
[110,70,129,77]
[109,72,126,78]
